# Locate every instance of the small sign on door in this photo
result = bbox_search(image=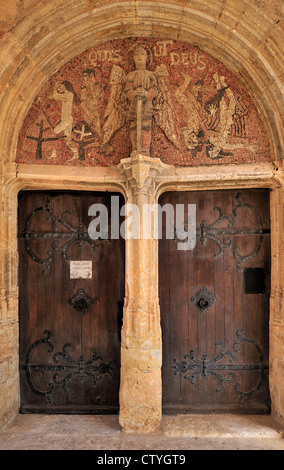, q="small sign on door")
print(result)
[70,261,92,279]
